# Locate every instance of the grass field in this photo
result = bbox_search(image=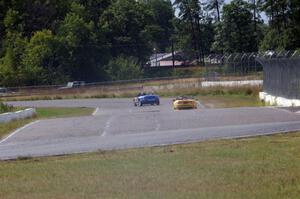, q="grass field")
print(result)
[0,107,94,140]
[35,107,94,119]
[198,95,265,108]
[157,85,264,108]
[0,132,300,199]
